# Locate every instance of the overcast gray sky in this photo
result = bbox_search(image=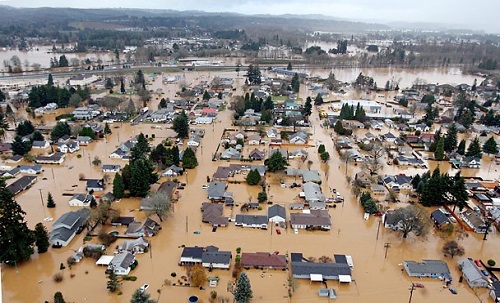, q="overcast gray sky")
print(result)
[2,0,499,33]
